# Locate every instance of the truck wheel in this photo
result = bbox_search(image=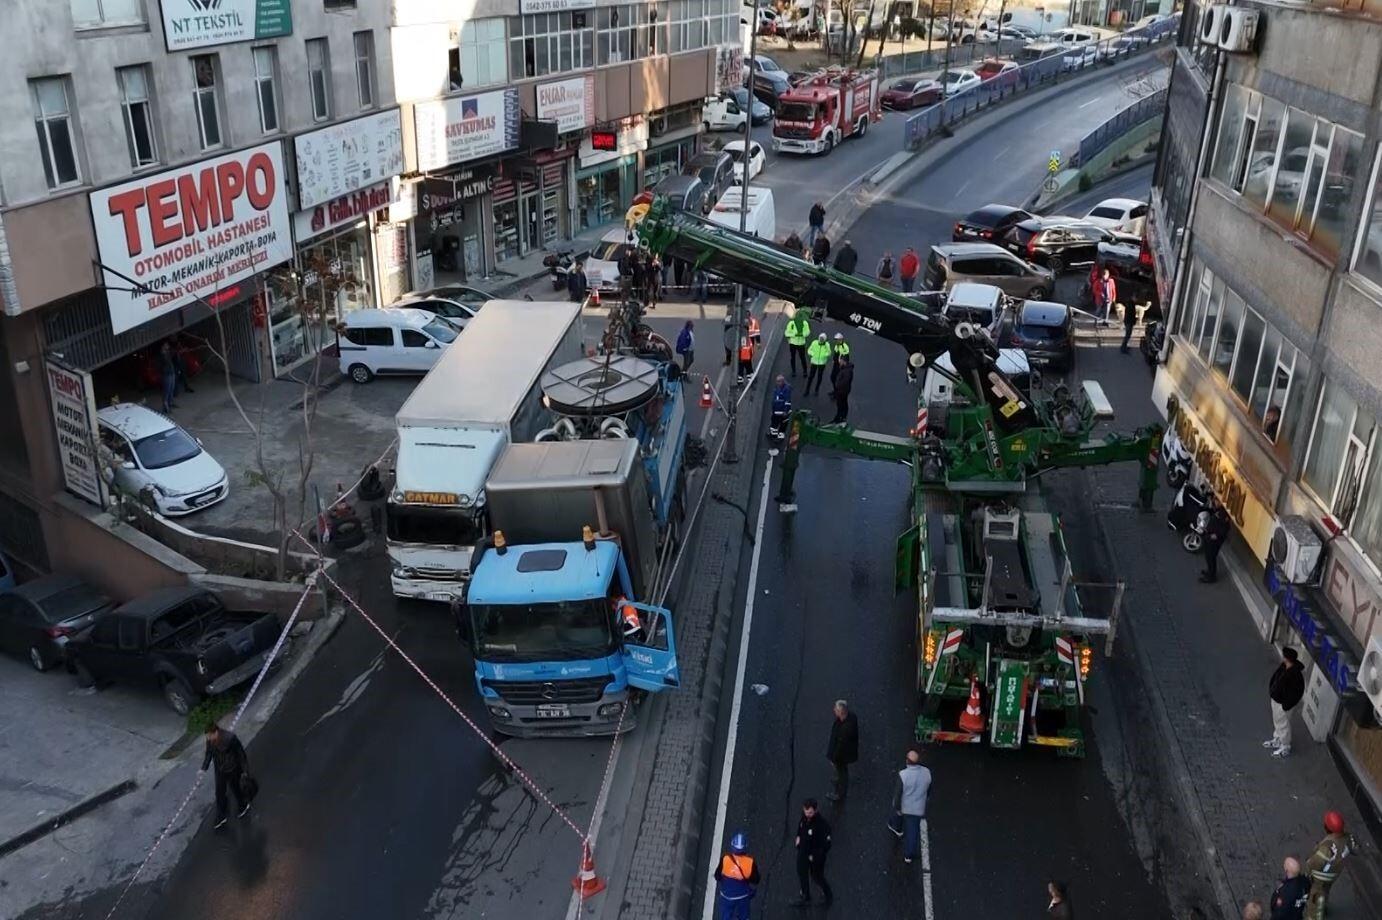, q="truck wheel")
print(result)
[824,133,835,154]
[349,364,373,384]
[856,117,868,138]
[162,677,194,716]
[329,518,367,550]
